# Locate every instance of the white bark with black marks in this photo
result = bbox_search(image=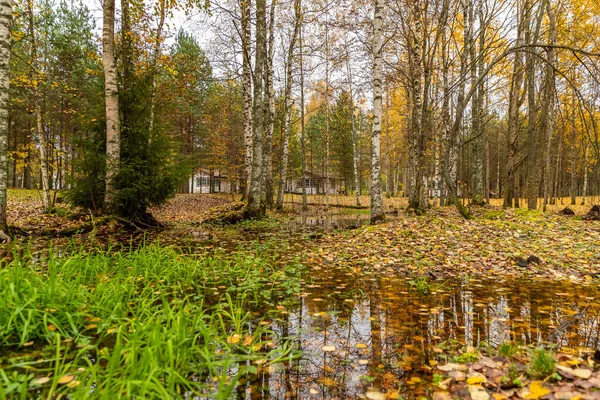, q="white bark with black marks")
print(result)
[241,0,253,200]
[370,0,385,224]
[103,0,120,211]
[246,0,267,216]
[276,0,301,210]
[0,0,11,230]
